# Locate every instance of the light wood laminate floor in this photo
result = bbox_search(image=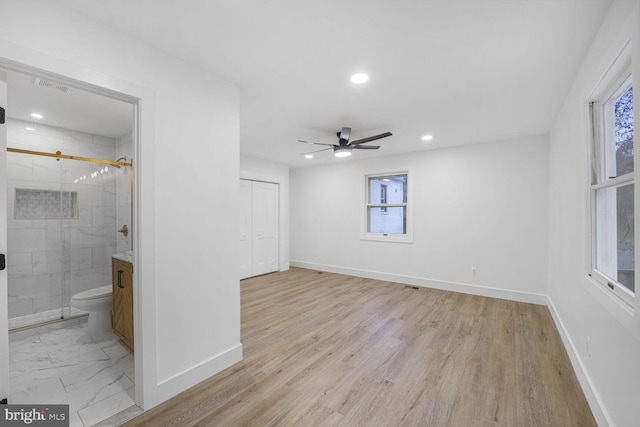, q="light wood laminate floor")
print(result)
[125,268,596,426]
